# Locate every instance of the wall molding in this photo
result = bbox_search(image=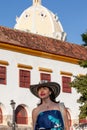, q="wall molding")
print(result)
[0,60,9,66]
[17,63,33,70]
[0,42,80,64]
[38,67,53,73]
[60,71,73,76]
